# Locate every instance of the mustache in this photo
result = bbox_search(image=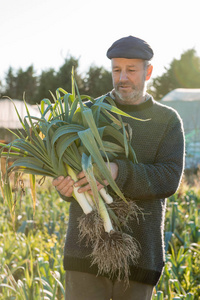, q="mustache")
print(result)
[116,81,136,88]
